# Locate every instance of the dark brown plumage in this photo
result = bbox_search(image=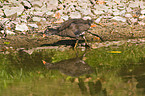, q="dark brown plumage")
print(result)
[45,19,93,38]
[57,19,93,38]
[44,19,103,47]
